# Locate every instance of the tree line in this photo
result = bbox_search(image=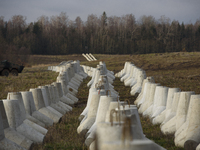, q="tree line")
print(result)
[0,12,200,62]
